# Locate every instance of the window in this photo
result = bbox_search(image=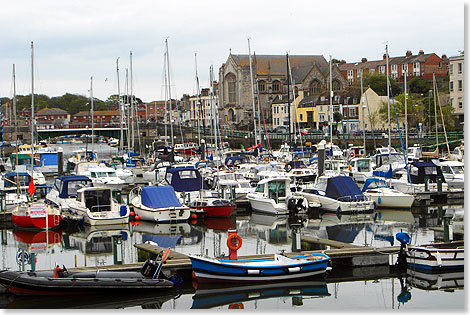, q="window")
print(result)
[349,108,357,117]
[402,64,408,73]
[299,114,303,121]
[450,64,454,75]
[450,98,454,106]
[458,63,463,74]
[348,70,353,78]
[450,81,454,92]
[458,97,463,108]
[258,80,266,92]
[308,80,322,95]
[226,73,236,103]
[379,66,385,74]
[255,183,265,193]
[391,64,397,72]
[458,80,463,91]
[272,80,280,92]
